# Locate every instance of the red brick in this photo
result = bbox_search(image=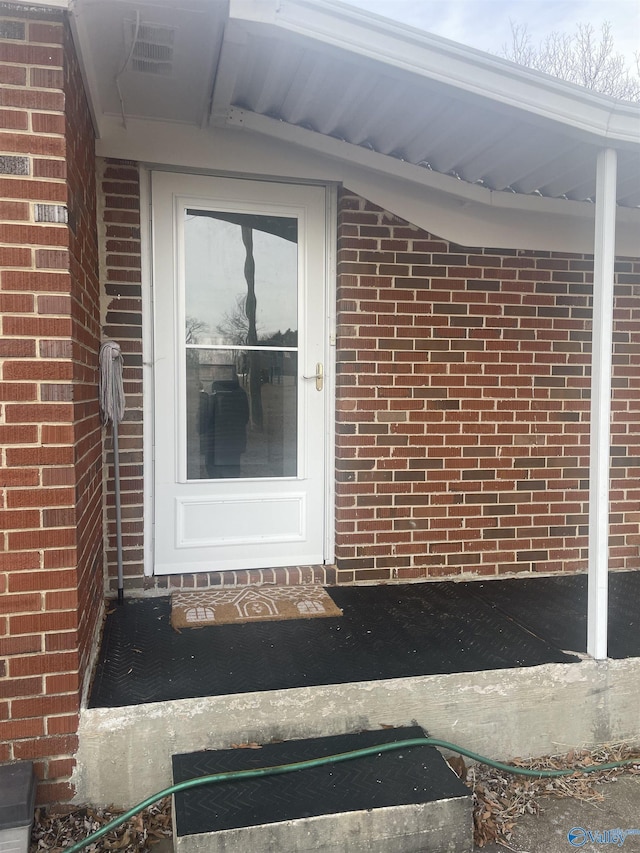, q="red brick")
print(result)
[0,132,65,157]
[0,292,34,312]
[43,549,77,570]
[0,510,40,529]
[42,507,75,527]
[0,593,41,615]
[35,249,69,269]
[0,64,27,85]
[3,223,68,247]
[0,718,45,741]
[45,631,78,651]
[37,294,72,314]
[31,762,47,781]
[0,200,29,220]
[103,163,139,180]
[2,315,71,336]
[8,529,76,551]
[9,652,77,678]
[13,734,78,761]
[39,340,72,358]
[45,591,78,611]
[46,758,76,779]
[33,158,66,179]
[0,676,42,699]
[36,780,75,805]
[32,112,66,135]
[104,209,139,225]
[0,635,42,655]
[1,270,70,291]
[45,673,79,694]
[10,610,76,634]
[0,339,36,356]
[41,425,74,444]
[0,382,37,401]
[0,178,66,203]
[6,446,74,466]
[46,714,78,735]
[0,552,40,572]
[0,89,64,111]
[28,22,65,45]
[0,108,28,130]
[8,570,76,595]
[7,487,74,508]
[30,66,64,88]
[4,403,73,423]
[0,43,63,66]
[0,424,38,443]
[0,246,31,266]
[4,361,73,381]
